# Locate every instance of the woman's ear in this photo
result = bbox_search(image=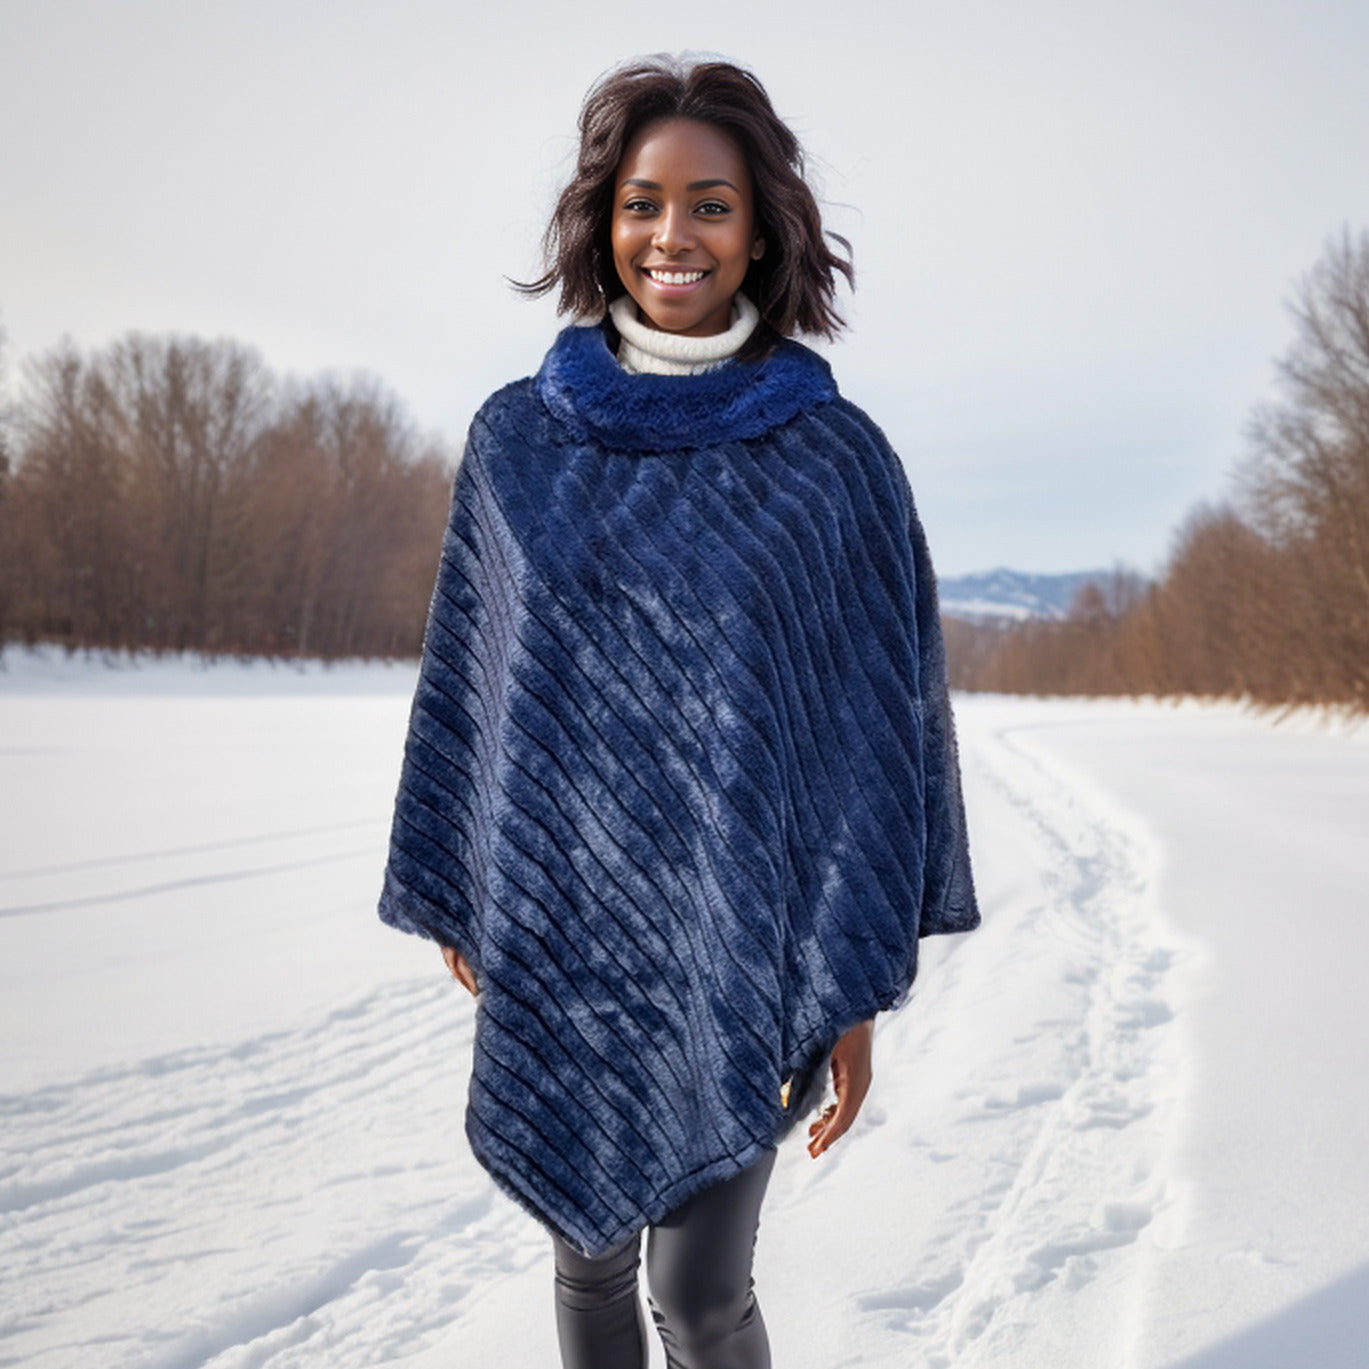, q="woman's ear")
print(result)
[751,235,766,261]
